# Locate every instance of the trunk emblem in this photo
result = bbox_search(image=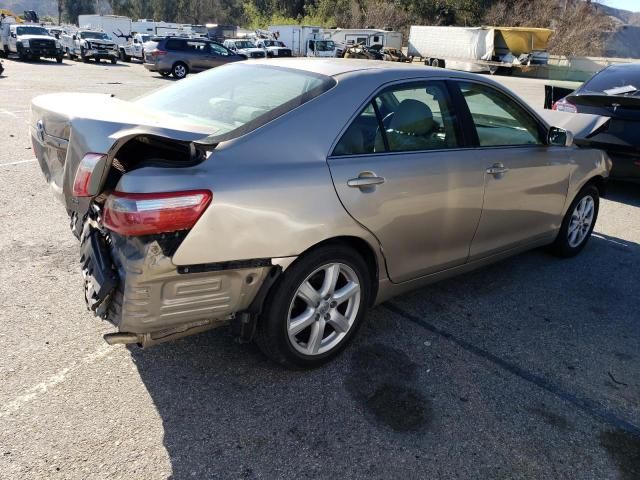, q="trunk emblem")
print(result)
[35,120,45,143]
